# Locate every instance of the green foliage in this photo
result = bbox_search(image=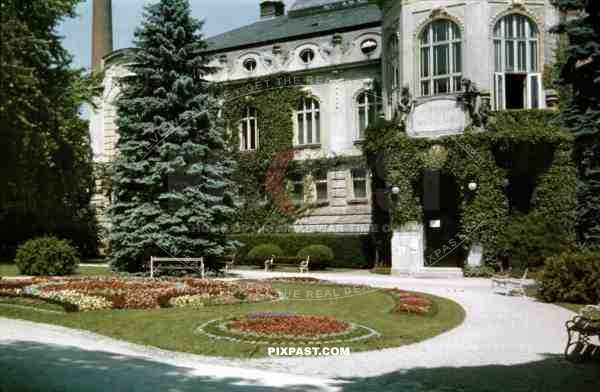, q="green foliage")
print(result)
[540,250,600,304]
[496,214,573,270]
[230,234,374,268]
[551,0,600,245]
[223,81,303,231]
[462,265,496,278]
[364,111,576,267]
[297,244,334,270]
[109,0,237,271]
[15,236,80,276]
[0,0,99,257]
[246,244,283,265]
